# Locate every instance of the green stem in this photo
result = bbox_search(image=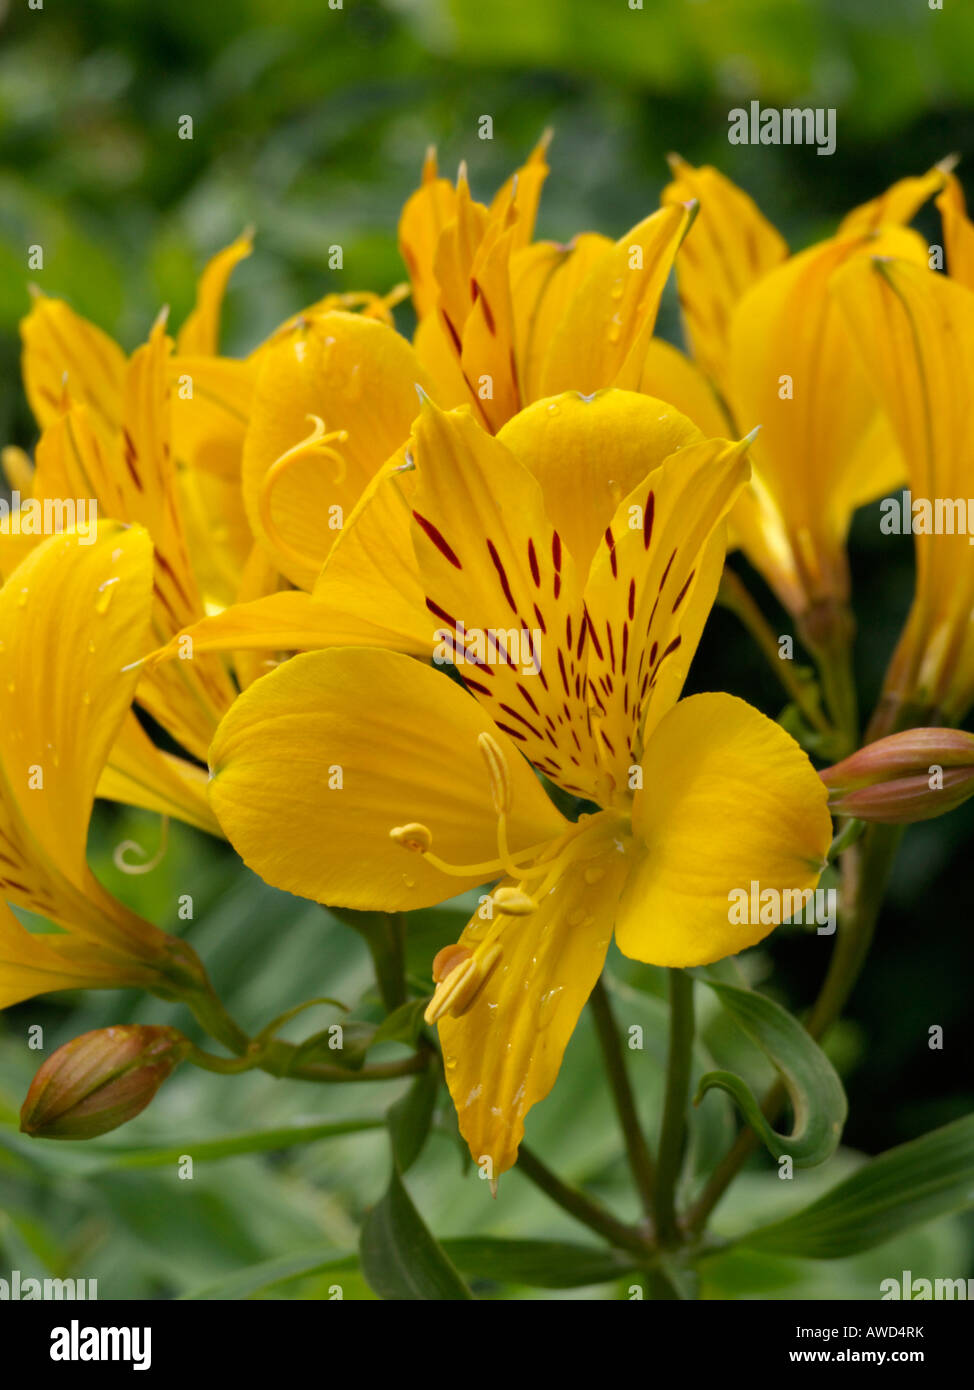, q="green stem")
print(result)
[184,980,429,1083]
[799,599,859,755]
[589,978,656,1221]
[805,823,901,1039]
[654,969,695,1246]
[718,570,833,737]
[516,1145,653,1259]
